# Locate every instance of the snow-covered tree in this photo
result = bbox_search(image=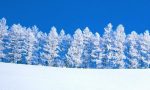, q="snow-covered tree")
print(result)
[2,18,150,69]
[57,29,72,67]
[6,24,26,63]
[138,30,150,68]
[25,28,37,64]
[41,26,59,66]
[91,32,102,68]
[66,29,84,68]
[0,18,8,61]
[82,27,94,68]
[112,24,126,68]
[30,26,46,65]
[125,31,140,68]
[101,23,114,68]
